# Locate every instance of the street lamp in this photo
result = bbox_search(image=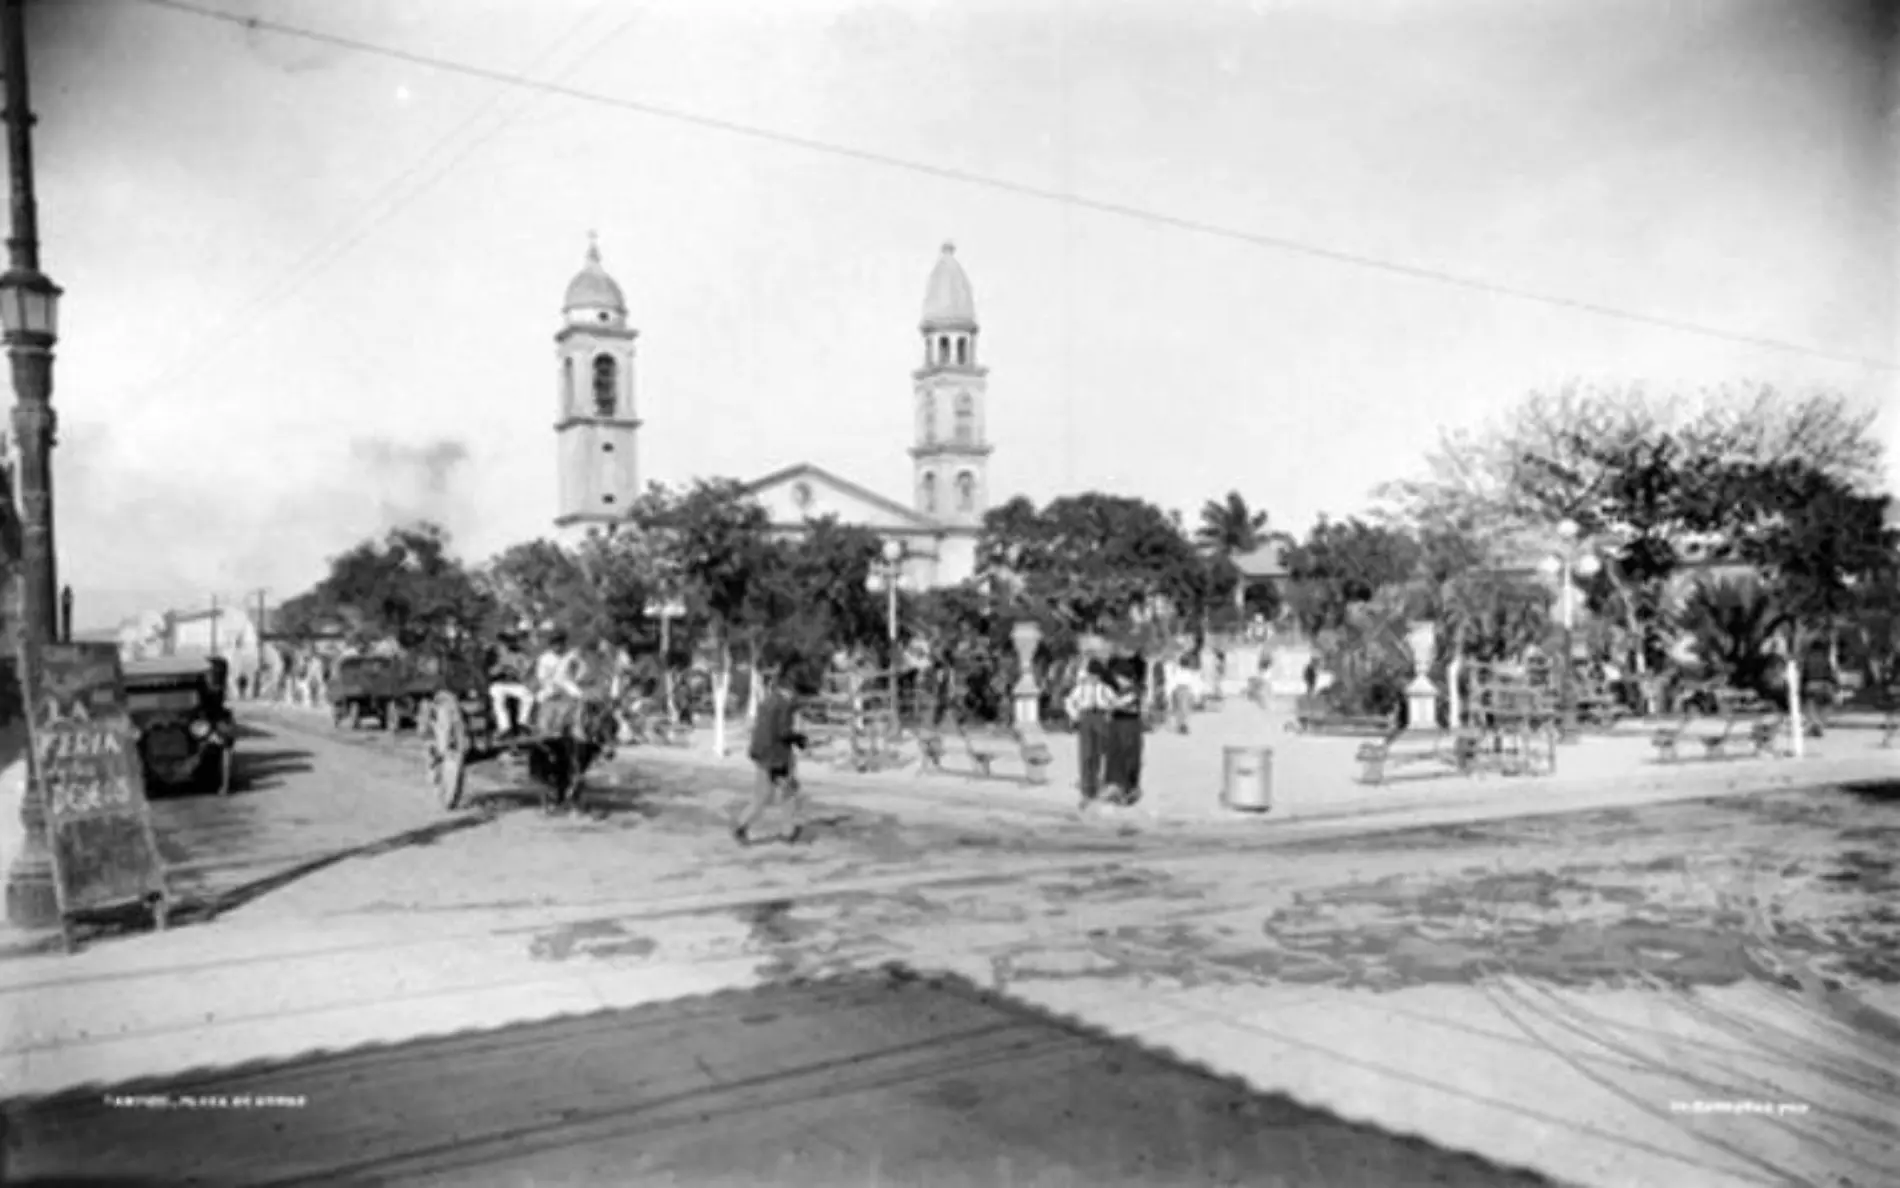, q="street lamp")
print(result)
[1539,518,1601,741]
[867,539,907,726]
[3,0,65,930]
[642,594,684,721]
